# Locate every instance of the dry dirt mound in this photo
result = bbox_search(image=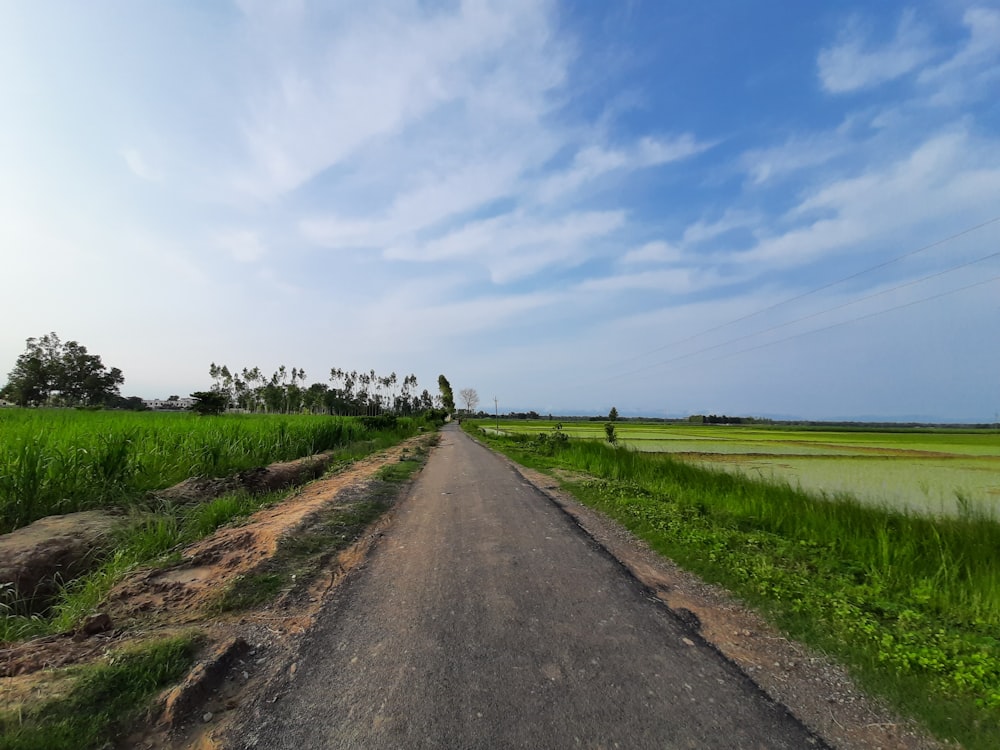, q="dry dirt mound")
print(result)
[152,453,338,505]
[115,444,413,622]
[0,510,125,609]
[0,452,350,615]
[106,448,404,623]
